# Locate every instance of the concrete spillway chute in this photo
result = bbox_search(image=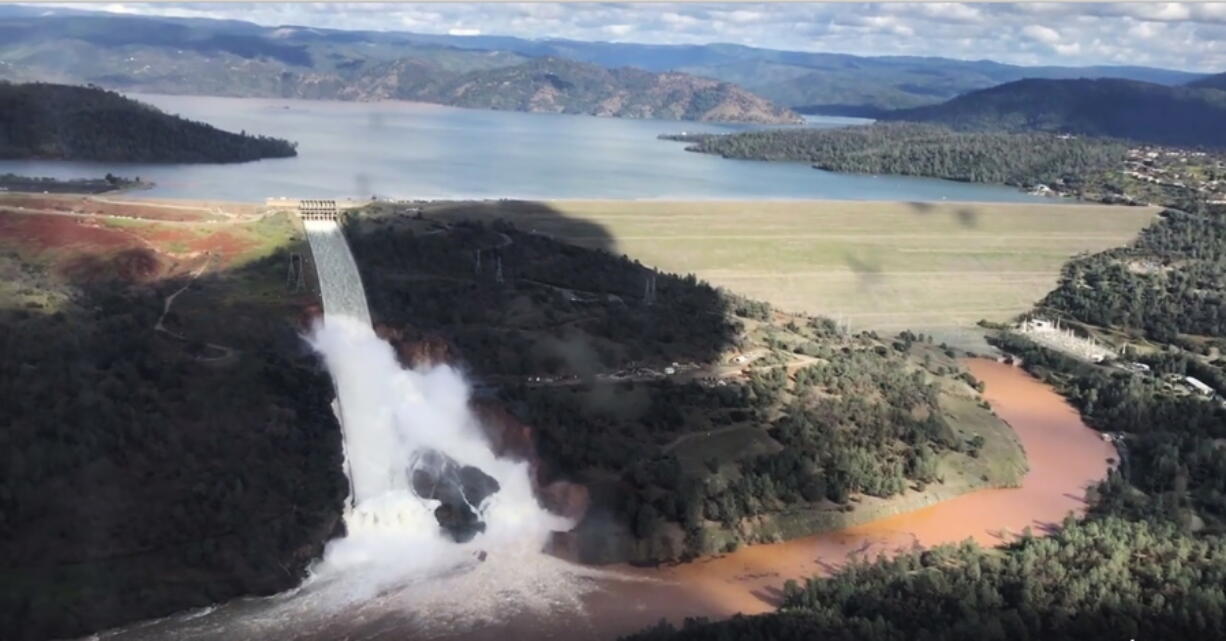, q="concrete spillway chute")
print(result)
[301,213,371,511]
